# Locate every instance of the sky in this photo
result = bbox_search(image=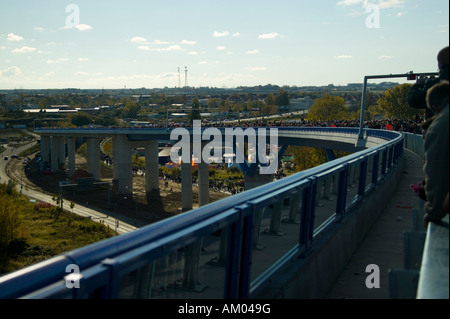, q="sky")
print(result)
[0,0,448,90]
